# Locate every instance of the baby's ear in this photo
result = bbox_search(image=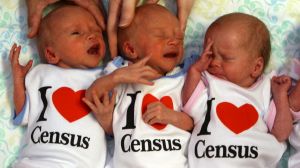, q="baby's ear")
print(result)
[122,41,138,60]
[44,47,59,64]
[251,57,264,78]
